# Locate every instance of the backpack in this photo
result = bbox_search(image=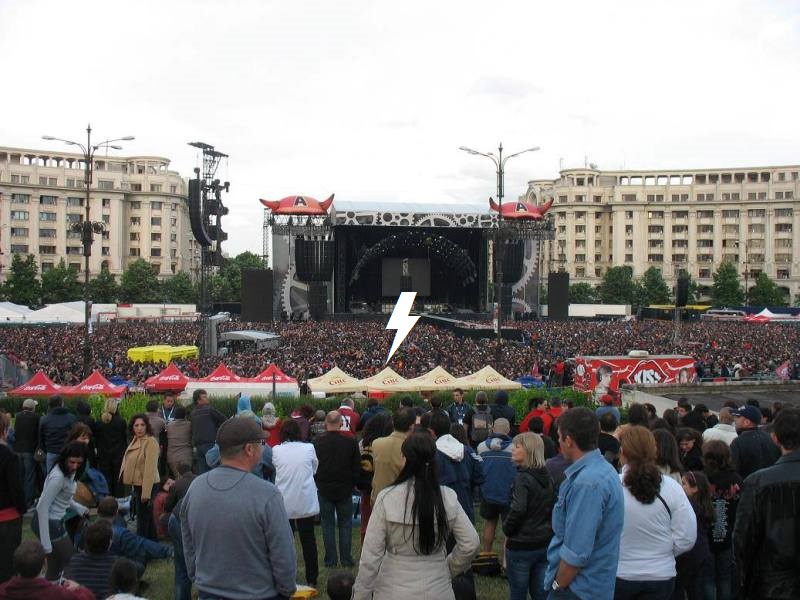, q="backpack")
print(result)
[356,445,375,494]
[470,407,493,443]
